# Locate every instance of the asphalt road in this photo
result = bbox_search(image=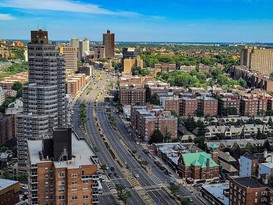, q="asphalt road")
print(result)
[72,72,146,205]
